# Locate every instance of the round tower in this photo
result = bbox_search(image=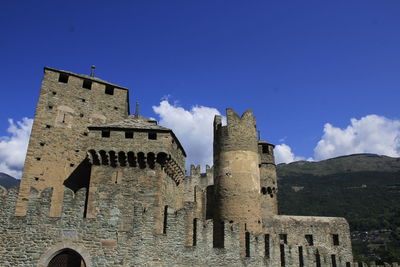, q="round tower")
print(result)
[213,109,262,232]
[258,140,278,218]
